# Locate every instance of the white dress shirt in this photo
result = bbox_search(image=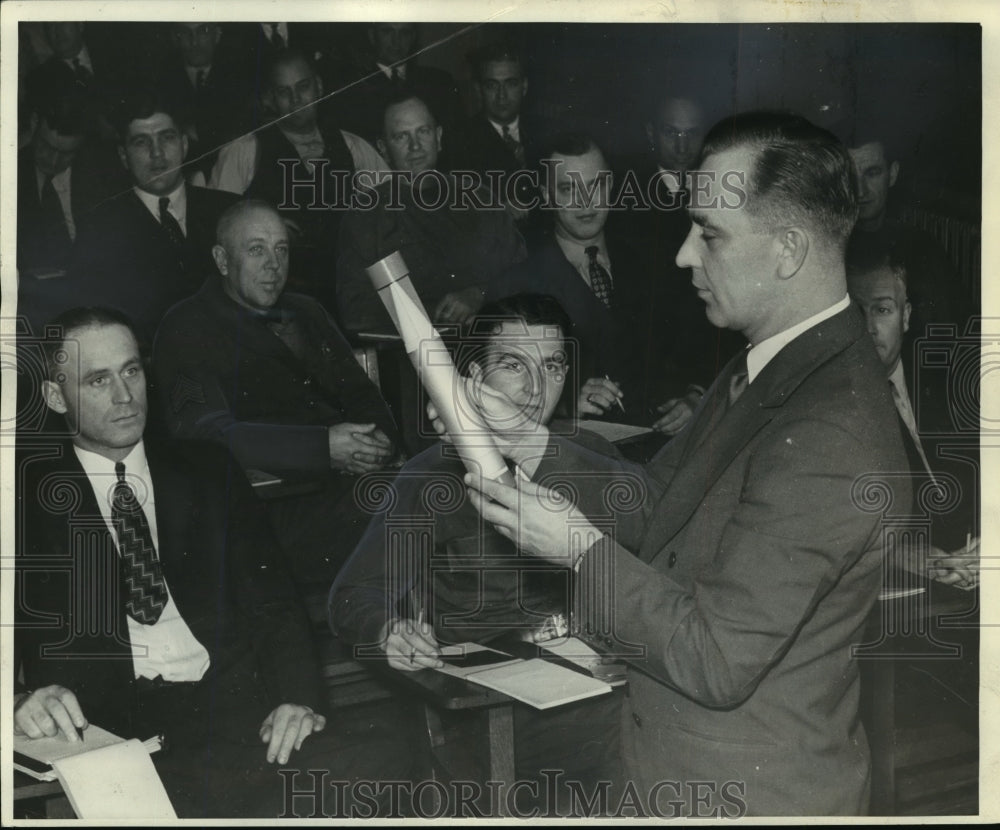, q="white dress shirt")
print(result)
[376,61,405,81]
[133,181,187,236]
[555,232,613,290]
[489,116,521,143]
[74,442,210,681]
